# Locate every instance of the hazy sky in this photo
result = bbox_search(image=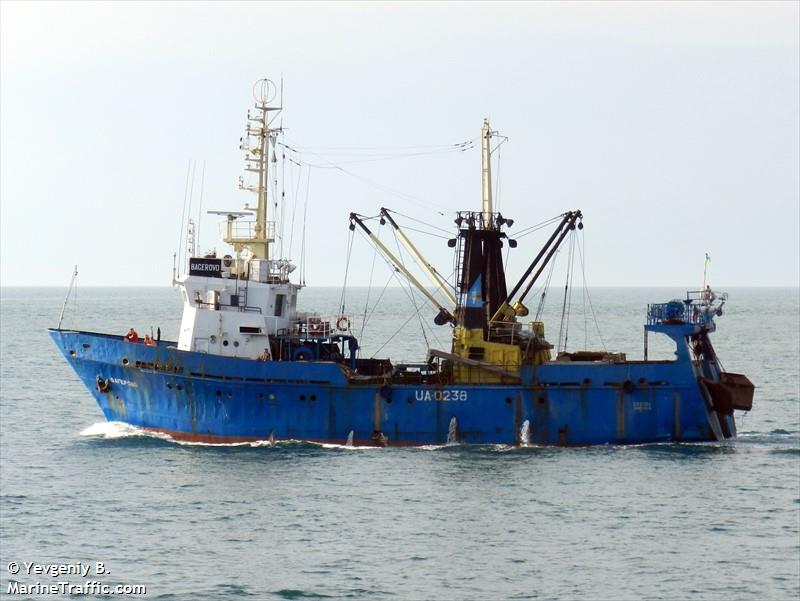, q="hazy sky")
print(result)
[1,1,798,289]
